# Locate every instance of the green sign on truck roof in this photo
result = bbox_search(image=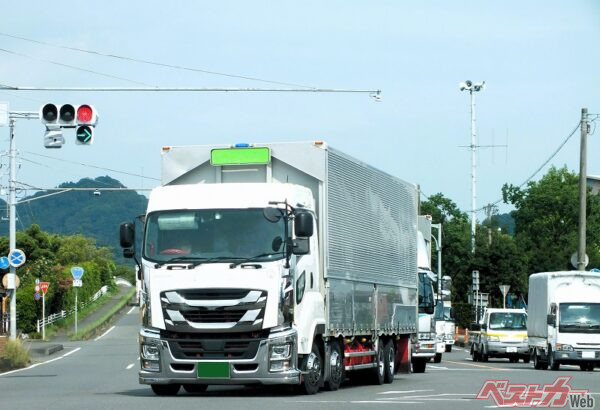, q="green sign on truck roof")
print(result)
[210,147,271,166]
